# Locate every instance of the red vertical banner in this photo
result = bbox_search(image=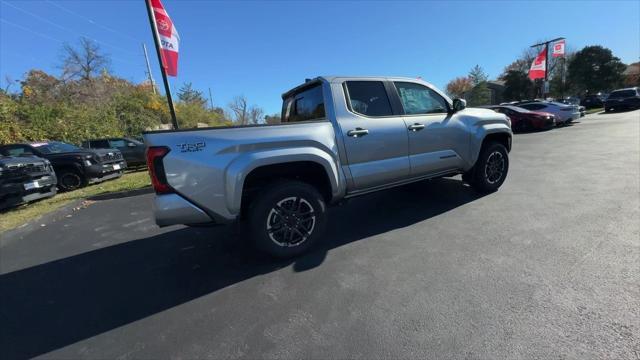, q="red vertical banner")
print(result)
[528,47,547,80]
[150,0,180,76]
